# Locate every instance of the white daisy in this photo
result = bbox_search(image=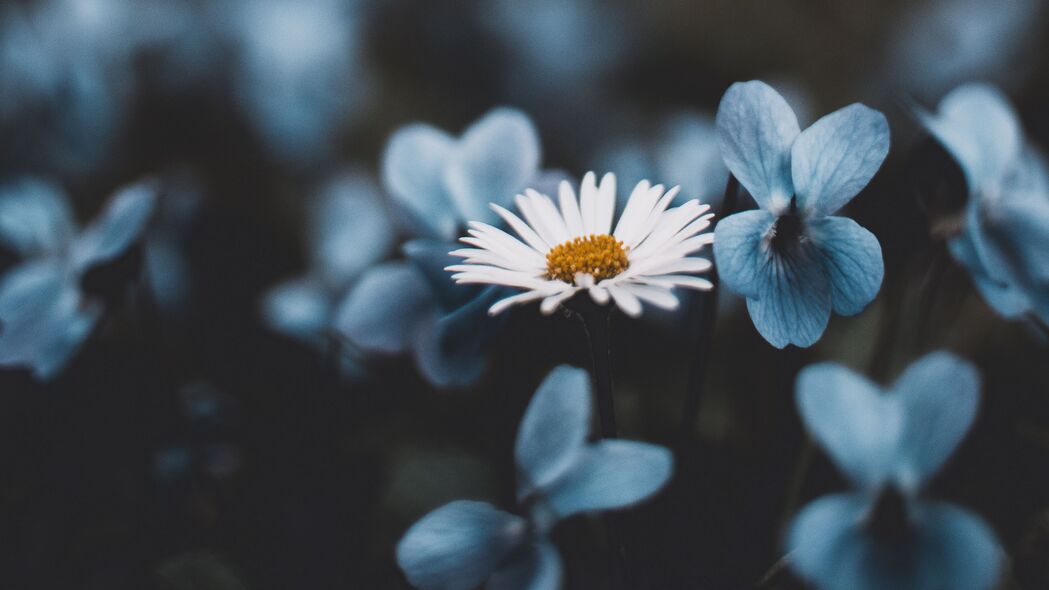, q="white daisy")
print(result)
[446,171,715,317]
